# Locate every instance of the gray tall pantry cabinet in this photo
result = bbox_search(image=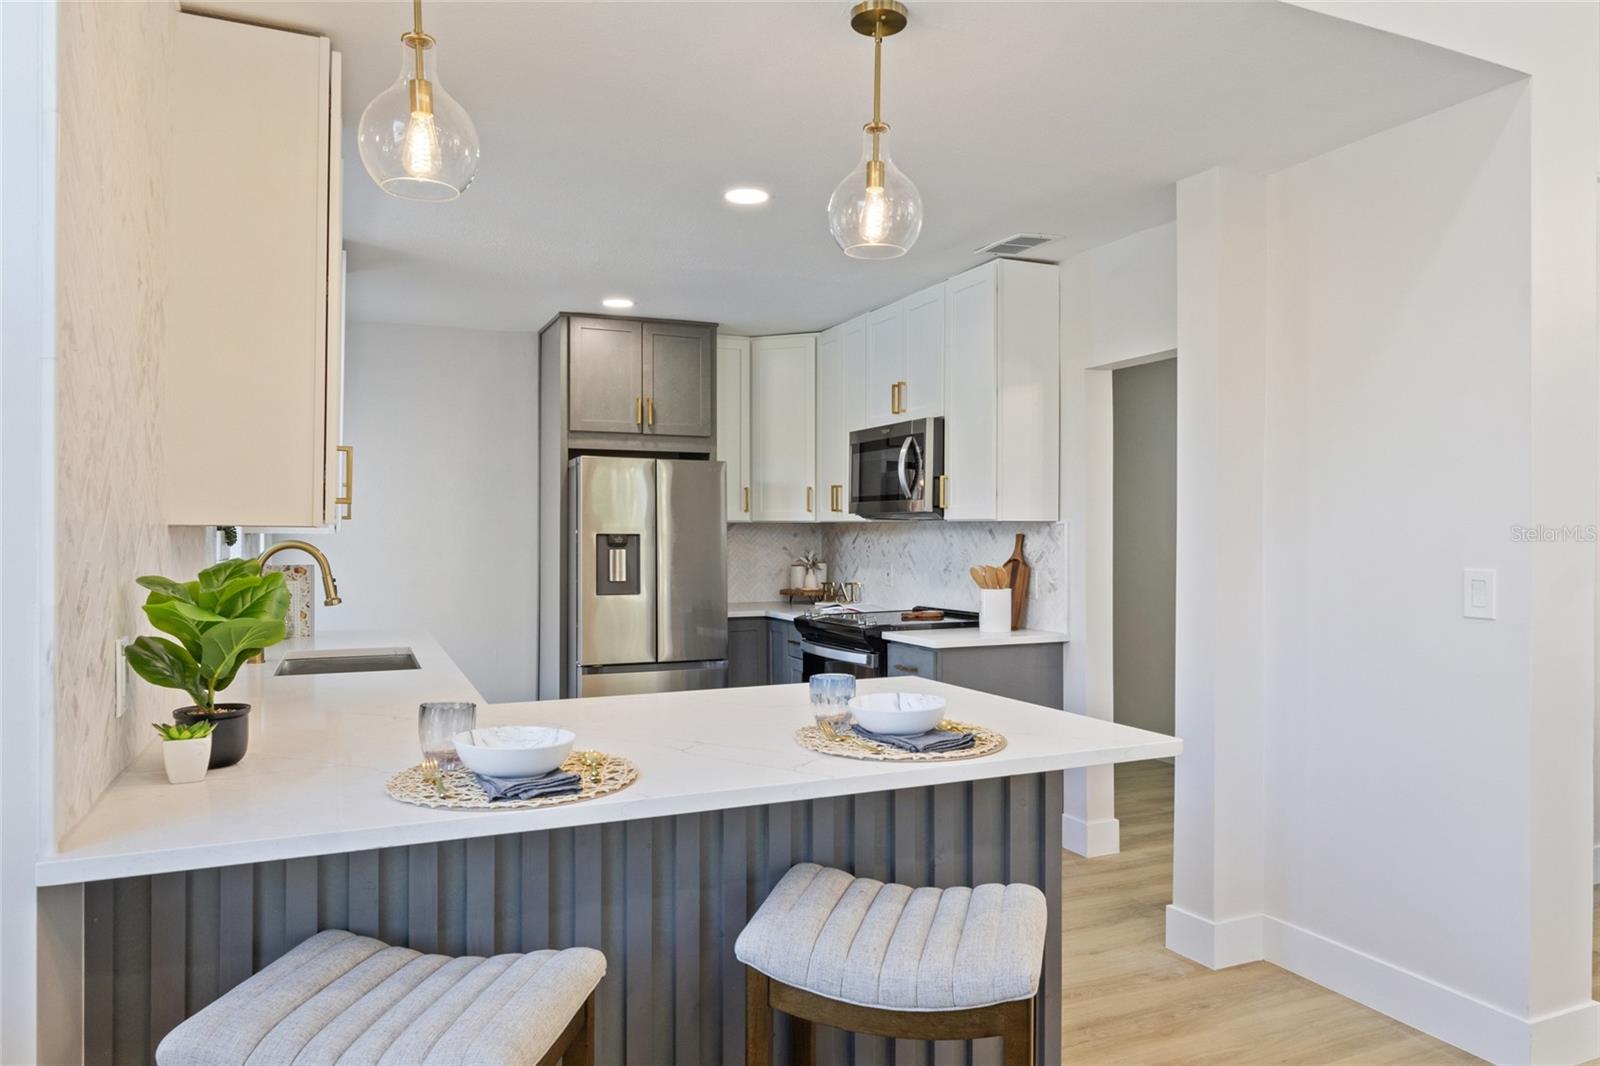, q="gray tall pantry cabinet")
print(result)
[538,313,719,698]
